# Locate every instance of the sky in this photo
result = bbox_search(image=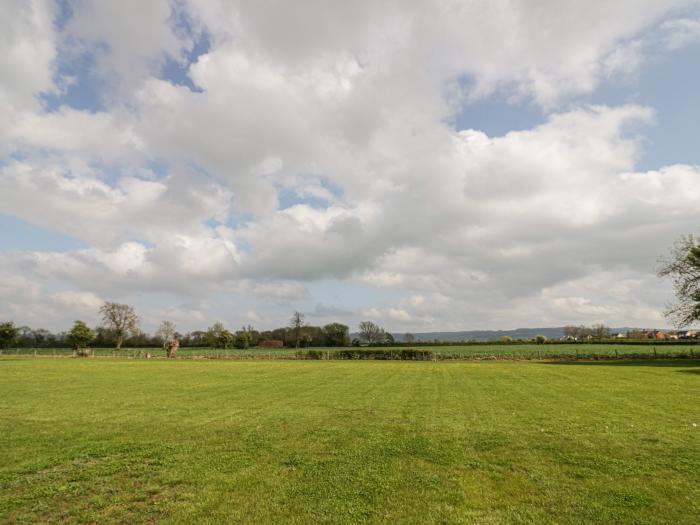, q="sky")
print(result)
[2,0,700,333]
